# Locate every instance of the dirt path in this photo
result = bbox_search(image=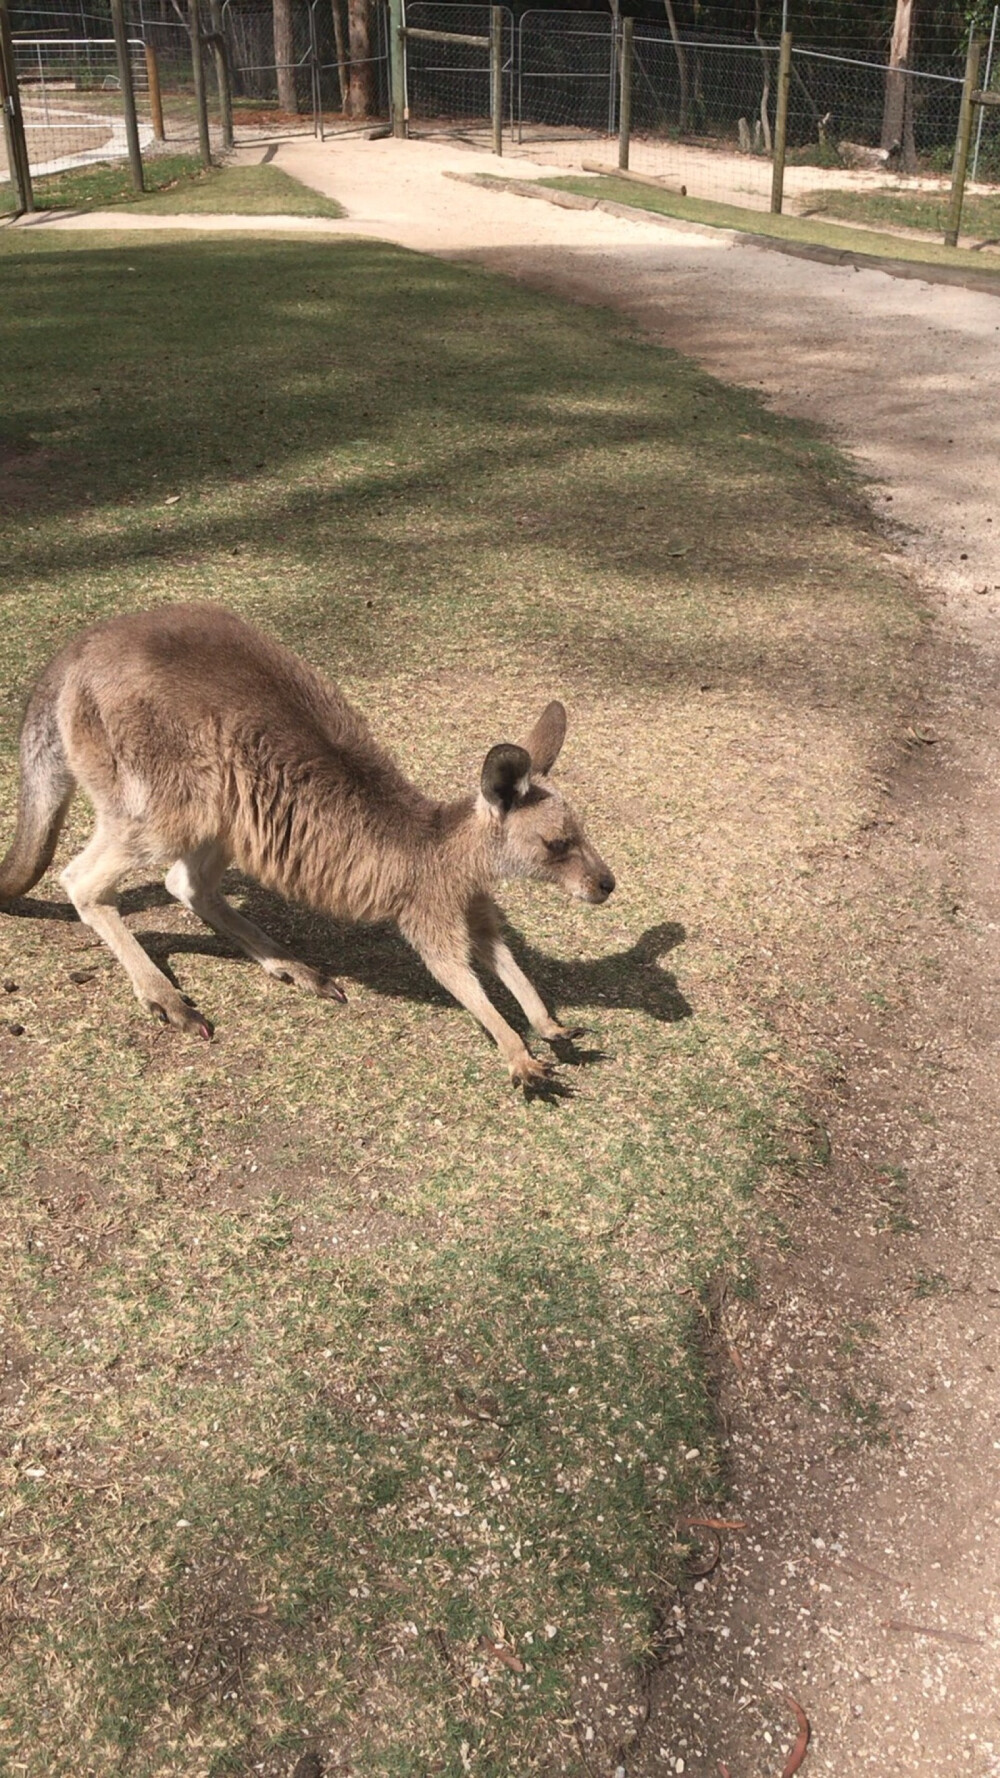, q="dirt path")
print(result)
[261,136,1000,1777]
